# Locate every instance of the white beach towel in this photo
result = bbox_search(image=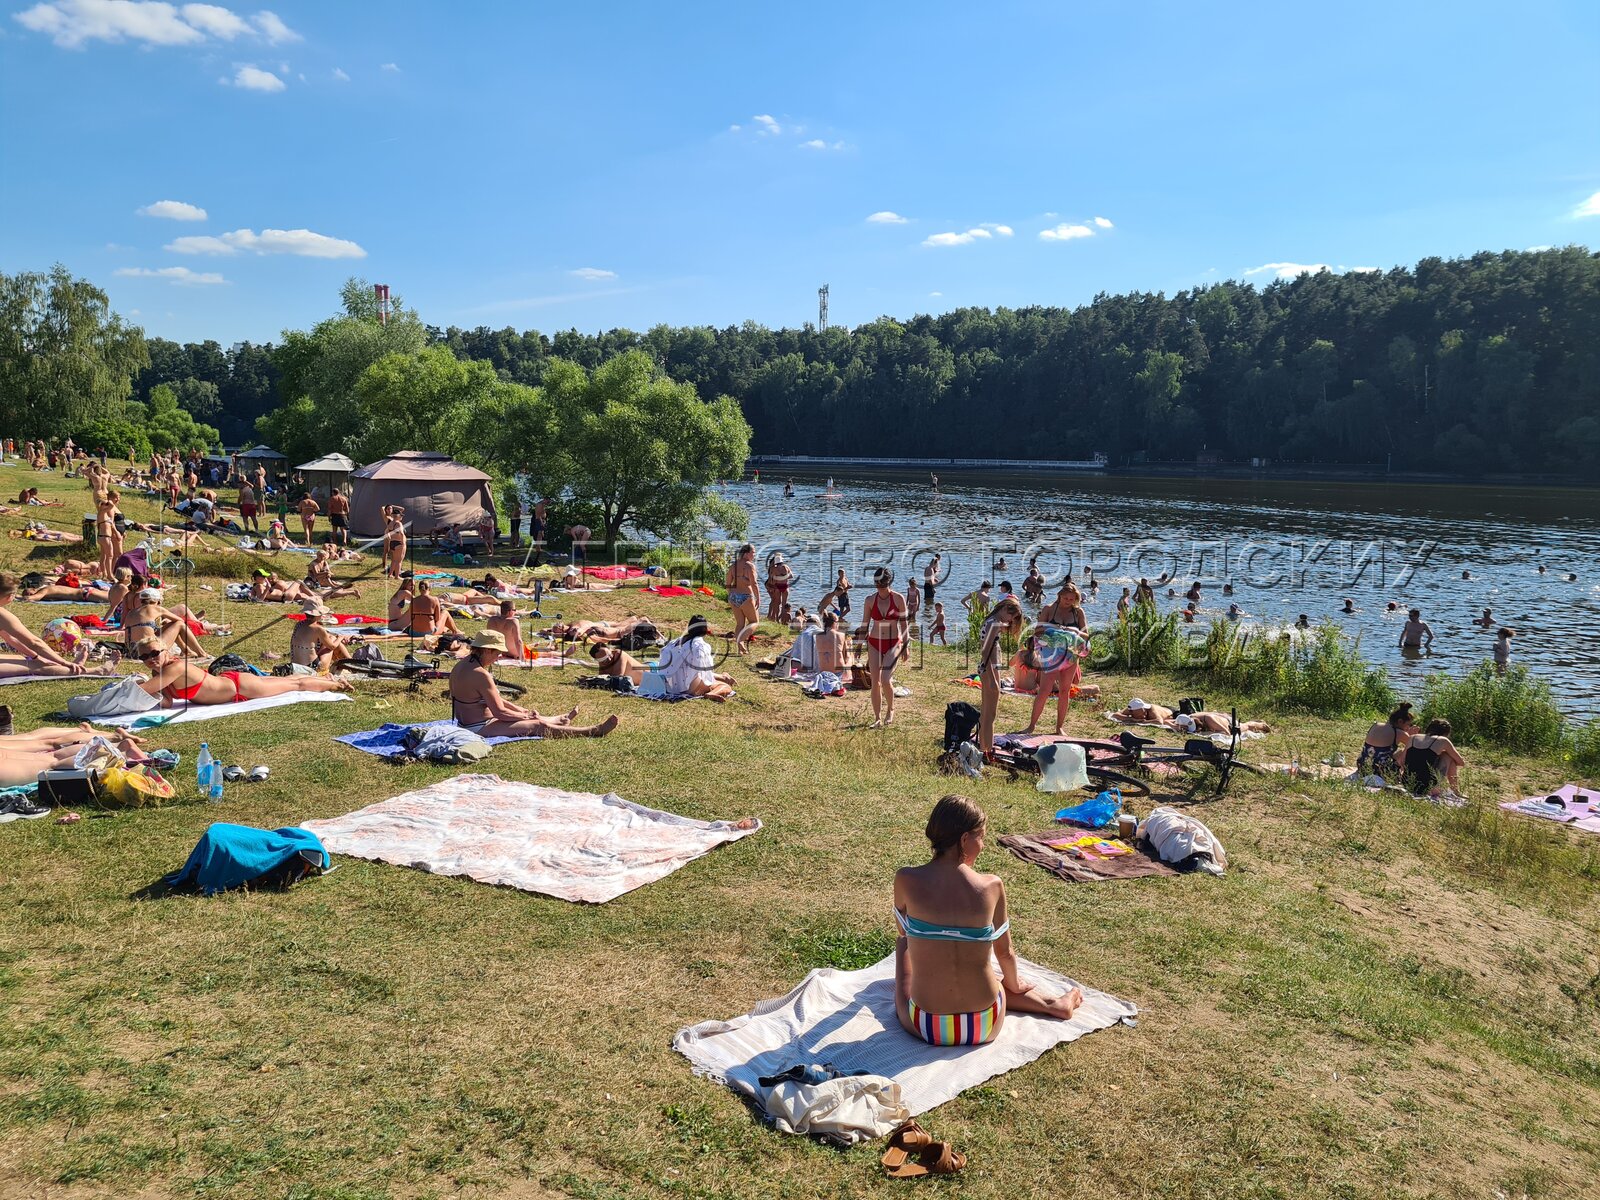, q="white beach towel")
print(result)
[92,690,351,728]
[673,954,1136,1138]
[0,673,75,687]
[302,773,761,903]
